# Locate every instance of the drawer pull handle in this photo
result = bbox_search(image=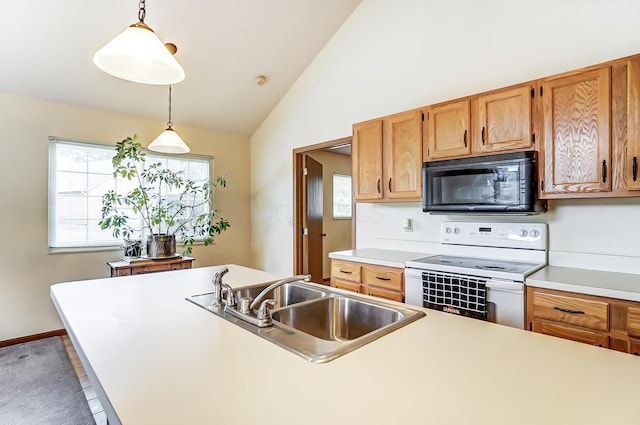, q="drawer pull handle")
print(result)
[376,276,391,281]
[553,306,585,315]
[339,270,352,274]
[633,156,638,182]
